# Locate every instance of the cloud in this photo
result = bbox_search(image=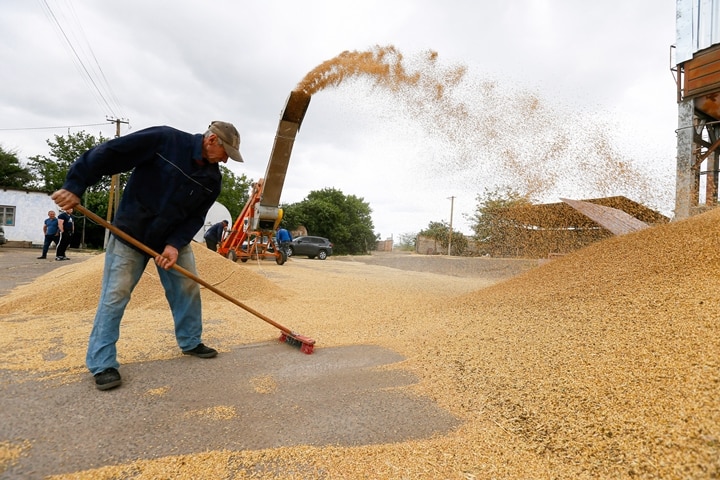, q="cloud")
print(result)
[0,0,678,236]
